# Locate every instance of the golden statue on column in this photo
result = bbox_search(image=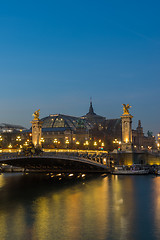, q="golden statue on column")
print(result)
[33,109,40,120]
[122,104,131,115]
